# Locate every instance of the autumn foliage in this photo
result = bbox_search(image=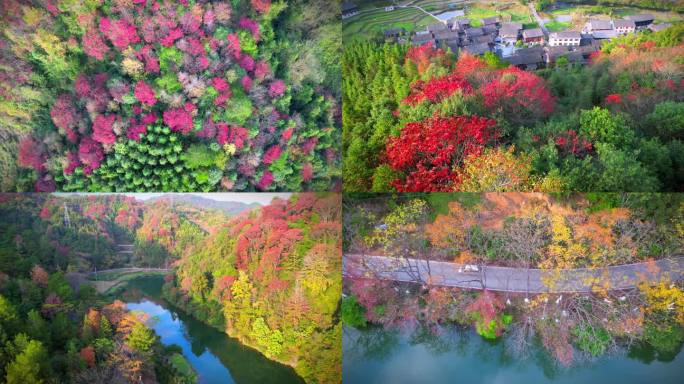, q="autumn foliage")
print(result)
[7,0,339,191]
[385,114,498,191]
